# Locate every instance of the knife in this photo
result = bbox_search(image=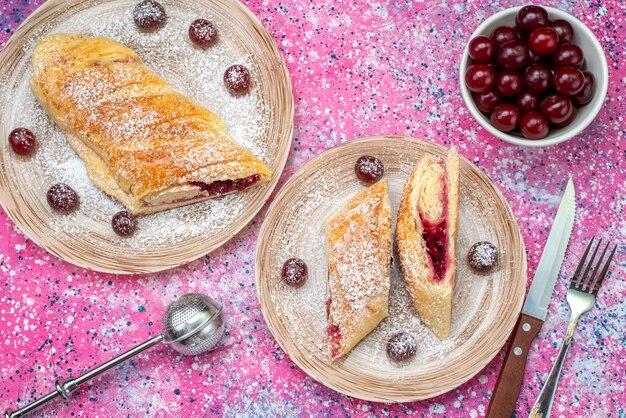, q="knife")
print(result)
[486,178,576,418]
